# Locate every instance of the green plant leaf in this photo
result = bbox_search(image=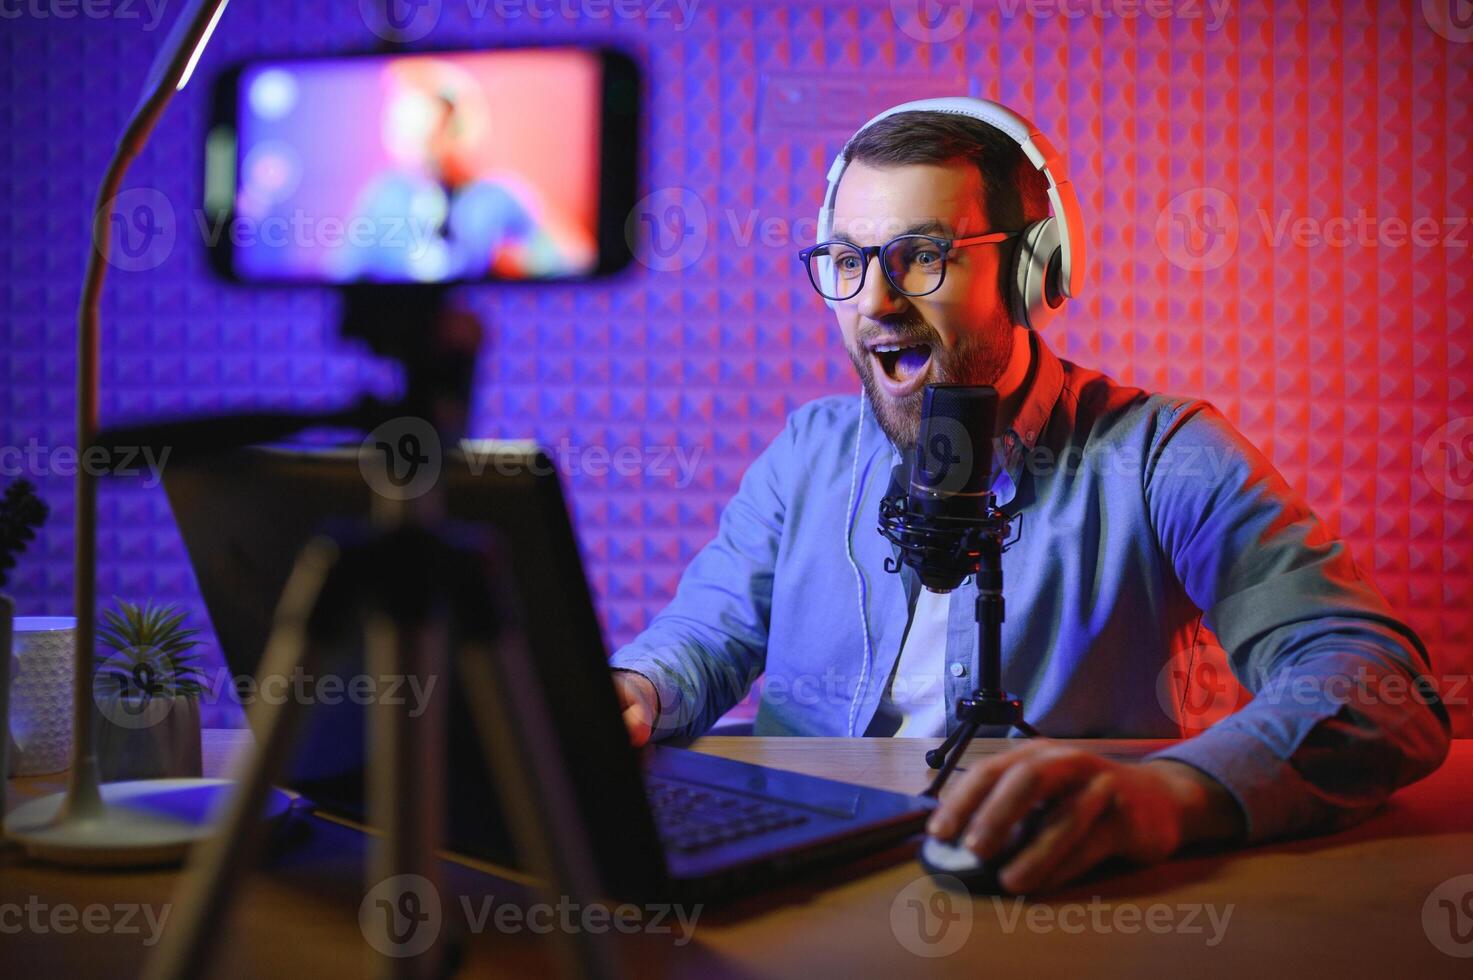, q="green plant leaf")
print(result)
[92,598,209,695]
